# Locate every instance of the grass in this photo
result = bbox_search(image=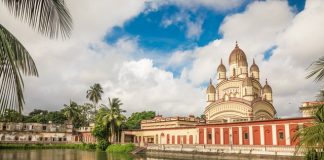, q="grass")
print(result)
[0,143,97,150]
[106,143,135,153]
